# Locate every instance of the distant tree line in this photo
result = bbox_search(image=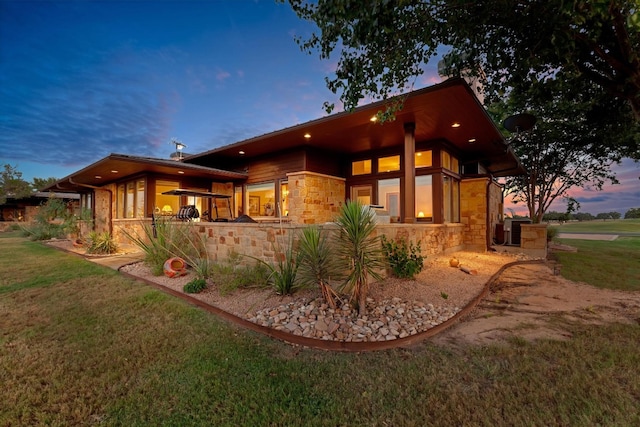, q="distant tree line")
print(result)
[542,209,640,222]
